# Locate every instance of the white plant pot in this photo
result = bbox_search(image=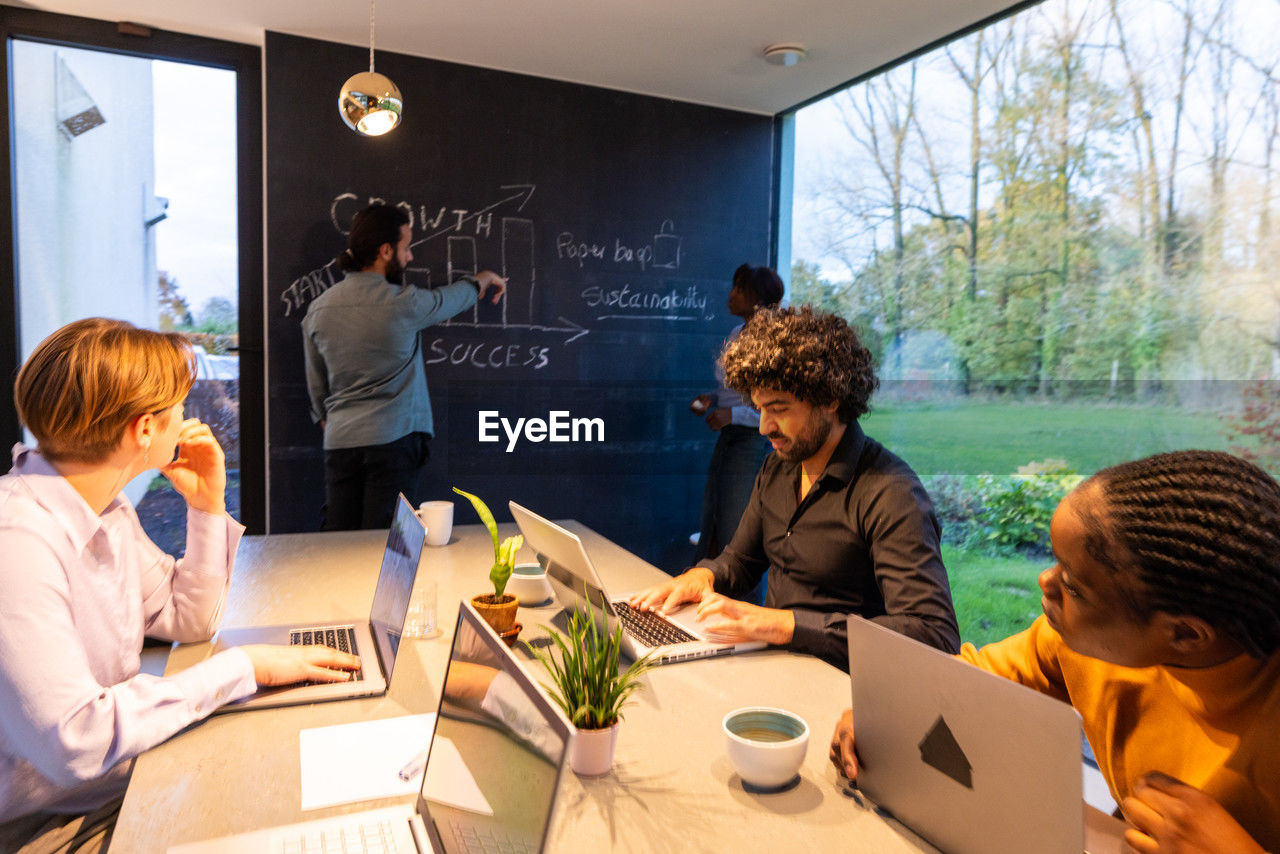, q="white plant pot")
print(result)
[571,723,619,776]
